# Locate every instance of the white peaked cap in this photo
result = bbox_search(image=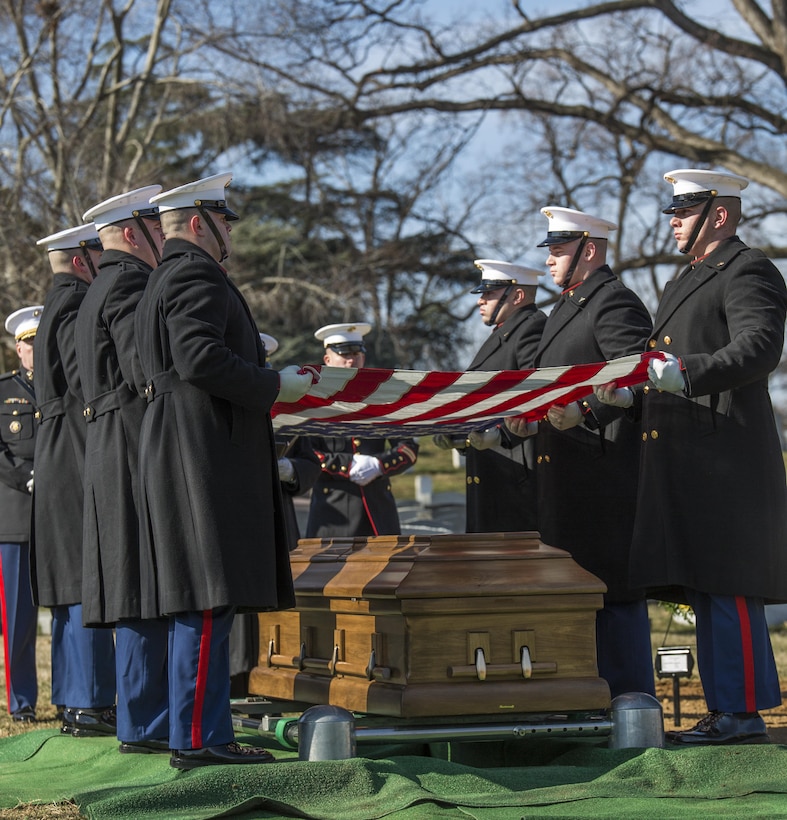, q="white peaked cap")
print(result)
[259,332,279,355]
[537,207,617,247]
[5,305,44,341]
[150,172,238,219]
[314,322,372,347]
[662,168,749,213]
[36,222,100,251]
[83,185,162,230]
[470,259,542,293]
